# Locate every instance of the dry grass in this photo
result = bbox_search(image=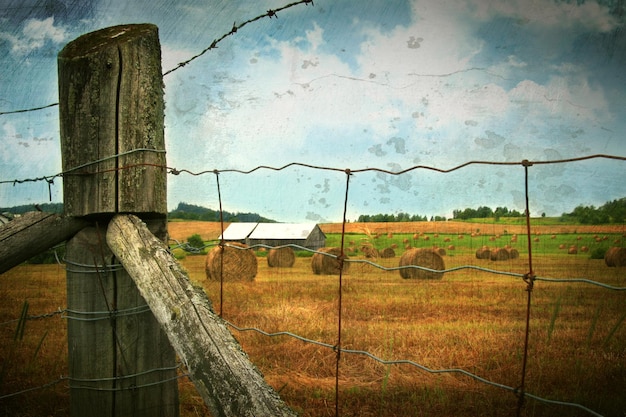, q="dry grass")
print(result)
[1,223,625,417]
